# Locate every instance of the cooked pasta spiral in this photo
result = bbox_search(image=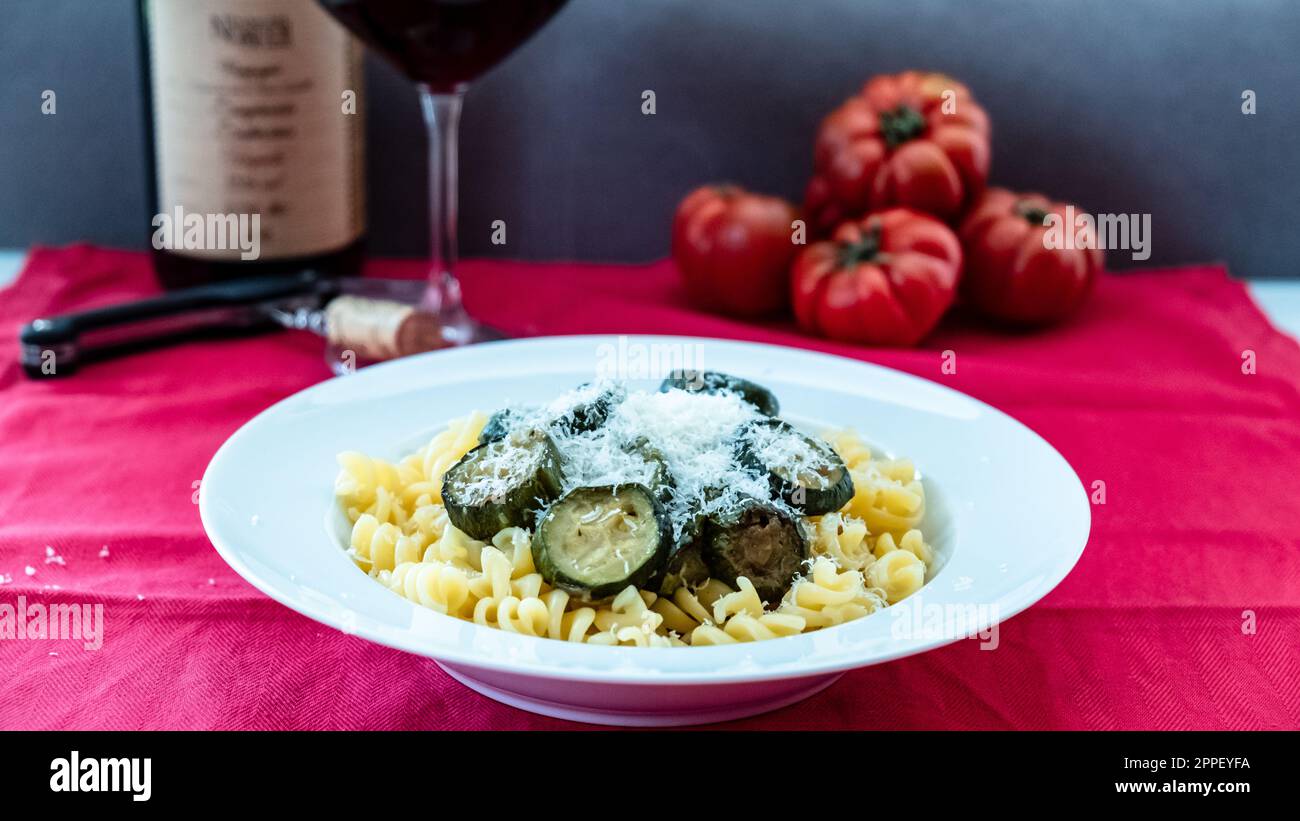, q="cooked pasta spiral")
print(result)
[775,556,886,629]
[866,545,926,603]
[808,512,873,572]
[873,528,934,566]
[589,586,675,646]
[388,560,474,618]
[822,428,925,539]
[337,412,486,522]
[348,513,408,573]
